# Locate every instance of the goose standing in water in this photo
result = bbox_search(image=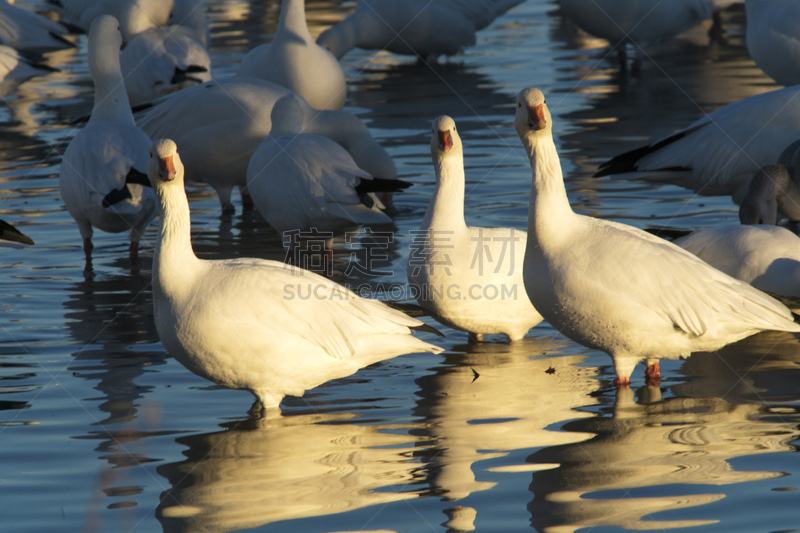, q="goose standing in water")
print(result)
[146,138,442,414]
[408,115,542,341]
[516,87,800,386]
[745,0,800,87]
[59,15,155,271]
